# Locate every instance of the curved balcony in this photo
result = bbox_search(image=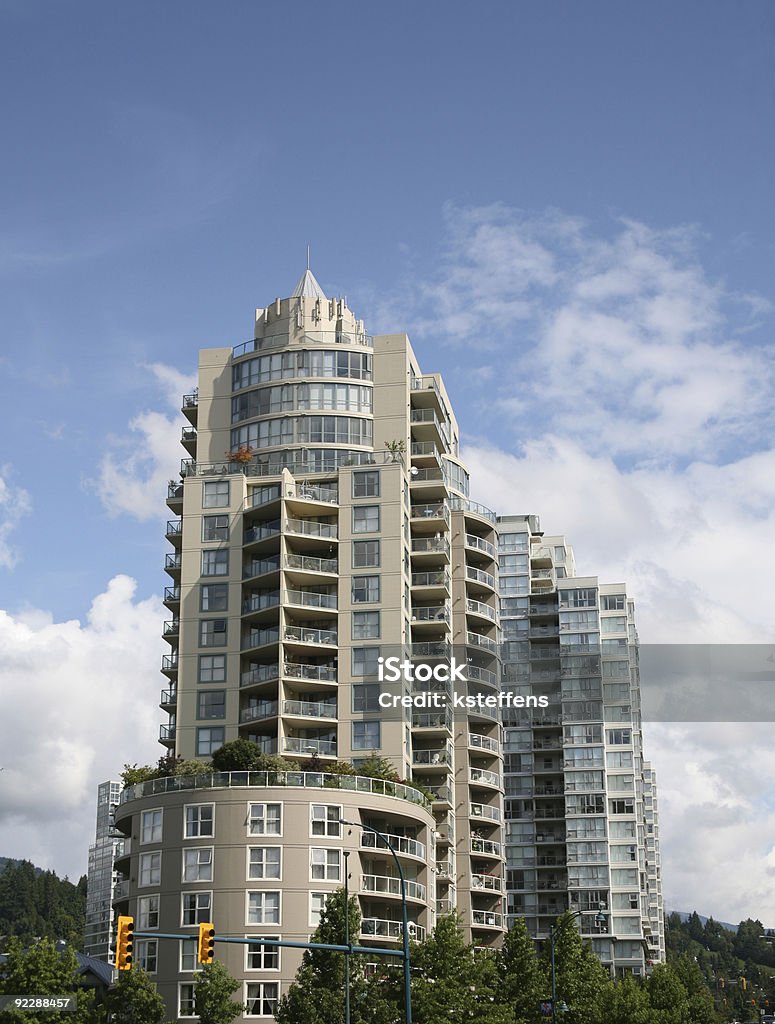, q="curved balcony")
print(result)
[469,768,500,788]
[466,631,499,655]
[360,831,426,861]
[466,664,498,688]
[464,534,497,560]
[467,733,500,754]
[470,838,502,858]
[466,599,497,623]
[361,918,426,943]
[471,872,503,893]
[470,803,501,822]
[361,875,426,902]
[449,497,497,525]
[471,910,503,929]
[466,566,496,592]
